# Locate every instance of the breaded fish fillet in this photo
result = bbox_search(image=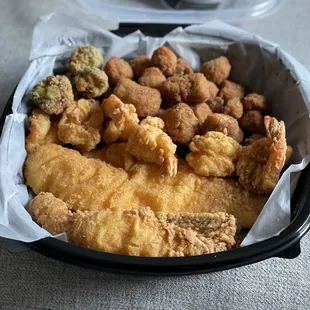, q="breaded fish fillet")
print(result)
[28,193,237,257]
[24,144,267,228]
